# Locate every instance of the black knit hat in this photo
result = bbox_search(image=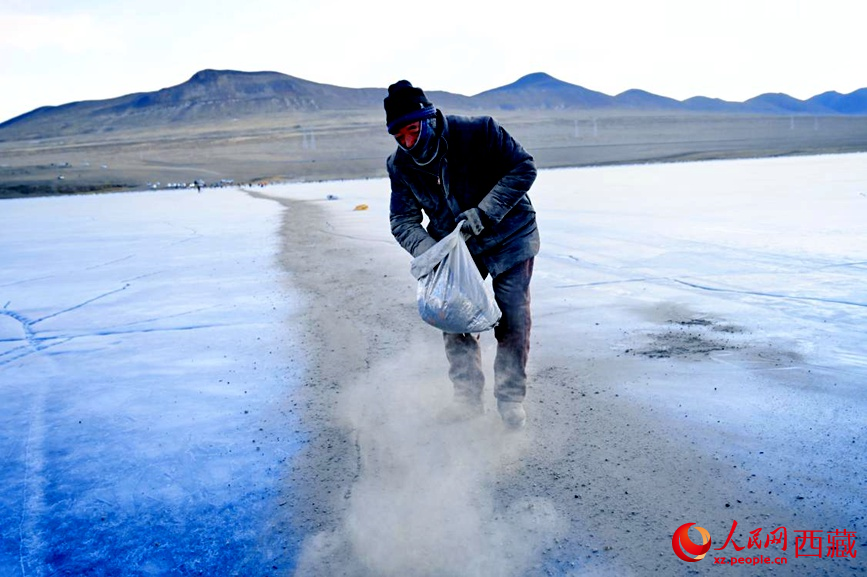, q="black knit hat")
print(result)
[384,80,436,134]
